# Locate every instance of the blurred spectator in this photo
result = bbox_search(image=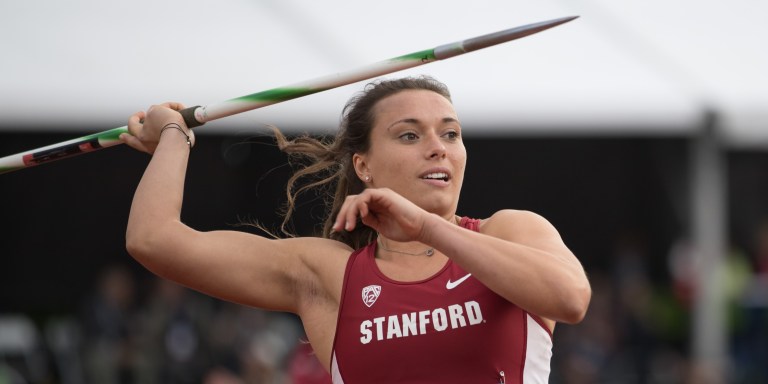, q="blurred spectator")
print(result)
[45,315,86,384]
[668,238,696,310]
[206,301,303,383]
[0,314,50,384]
[286,342,332,384]
[79,264,138,384]
[551,272,615,384]
[237,311,302,383]
[756,220,768,275]
[612,232,656,383]
[203,366,246,384]
[737,220,768,382]
[552,231,691,384]
[132,277,216,384]
[77,266,332,384]
[722,246,752,383]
